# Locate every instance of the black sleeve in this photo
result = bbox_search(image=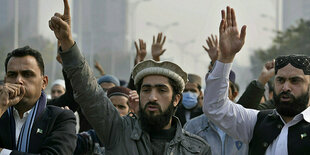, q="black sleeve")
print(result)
[127,74,136,90]
[237,80,265,109]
